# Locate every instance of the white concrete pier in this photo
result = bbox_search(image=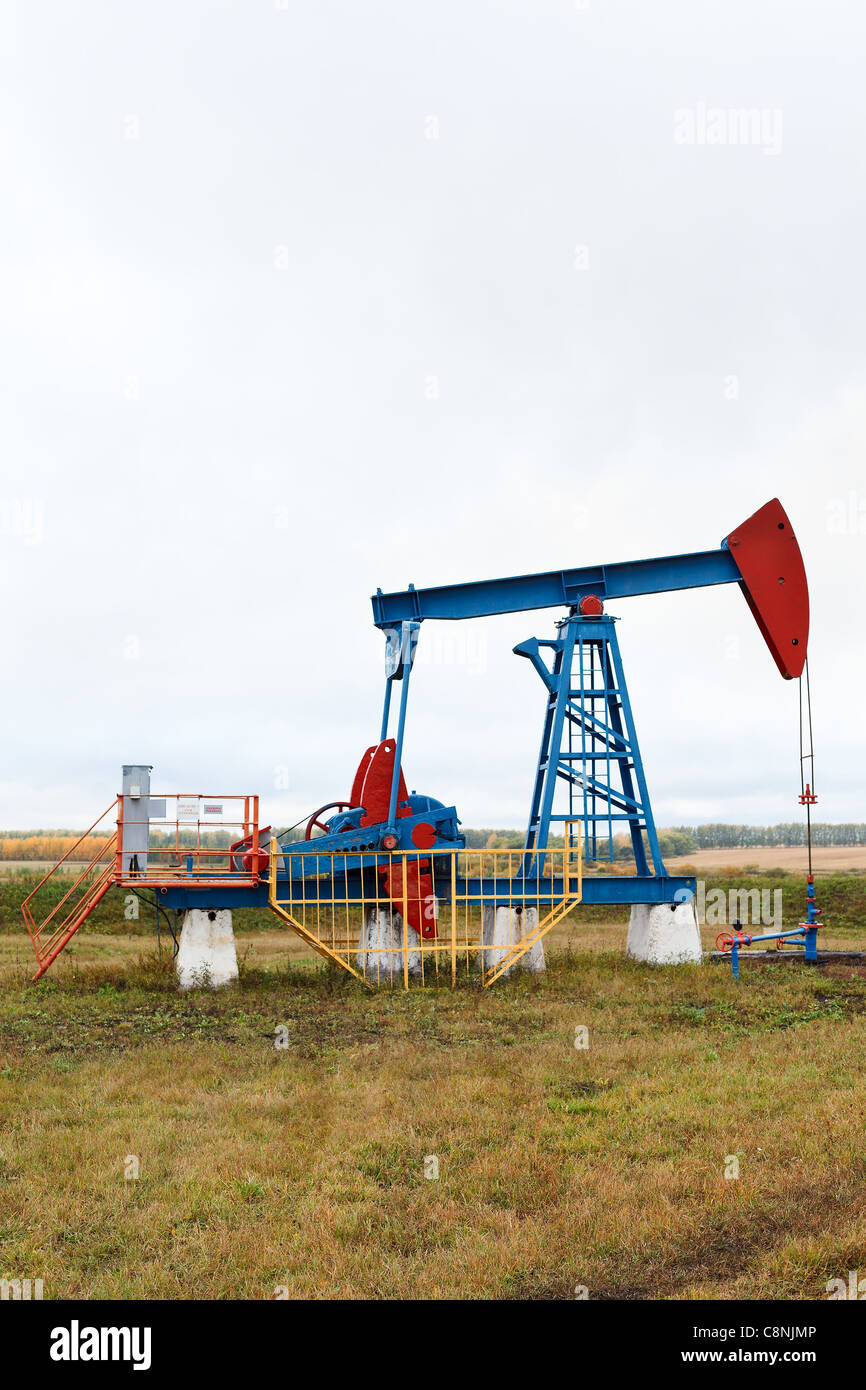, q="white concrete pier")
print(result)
[626,899,702,965]
[356,908,421,982]
[478,904,545,977]
[176,908,239,989]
